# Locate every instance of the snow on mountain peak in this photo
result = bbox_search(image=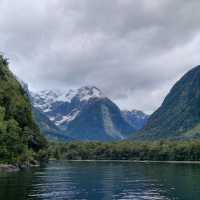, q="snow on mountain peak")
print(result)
[32,86,104,113]
[76,86,103,101]
[55,109,80,126]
